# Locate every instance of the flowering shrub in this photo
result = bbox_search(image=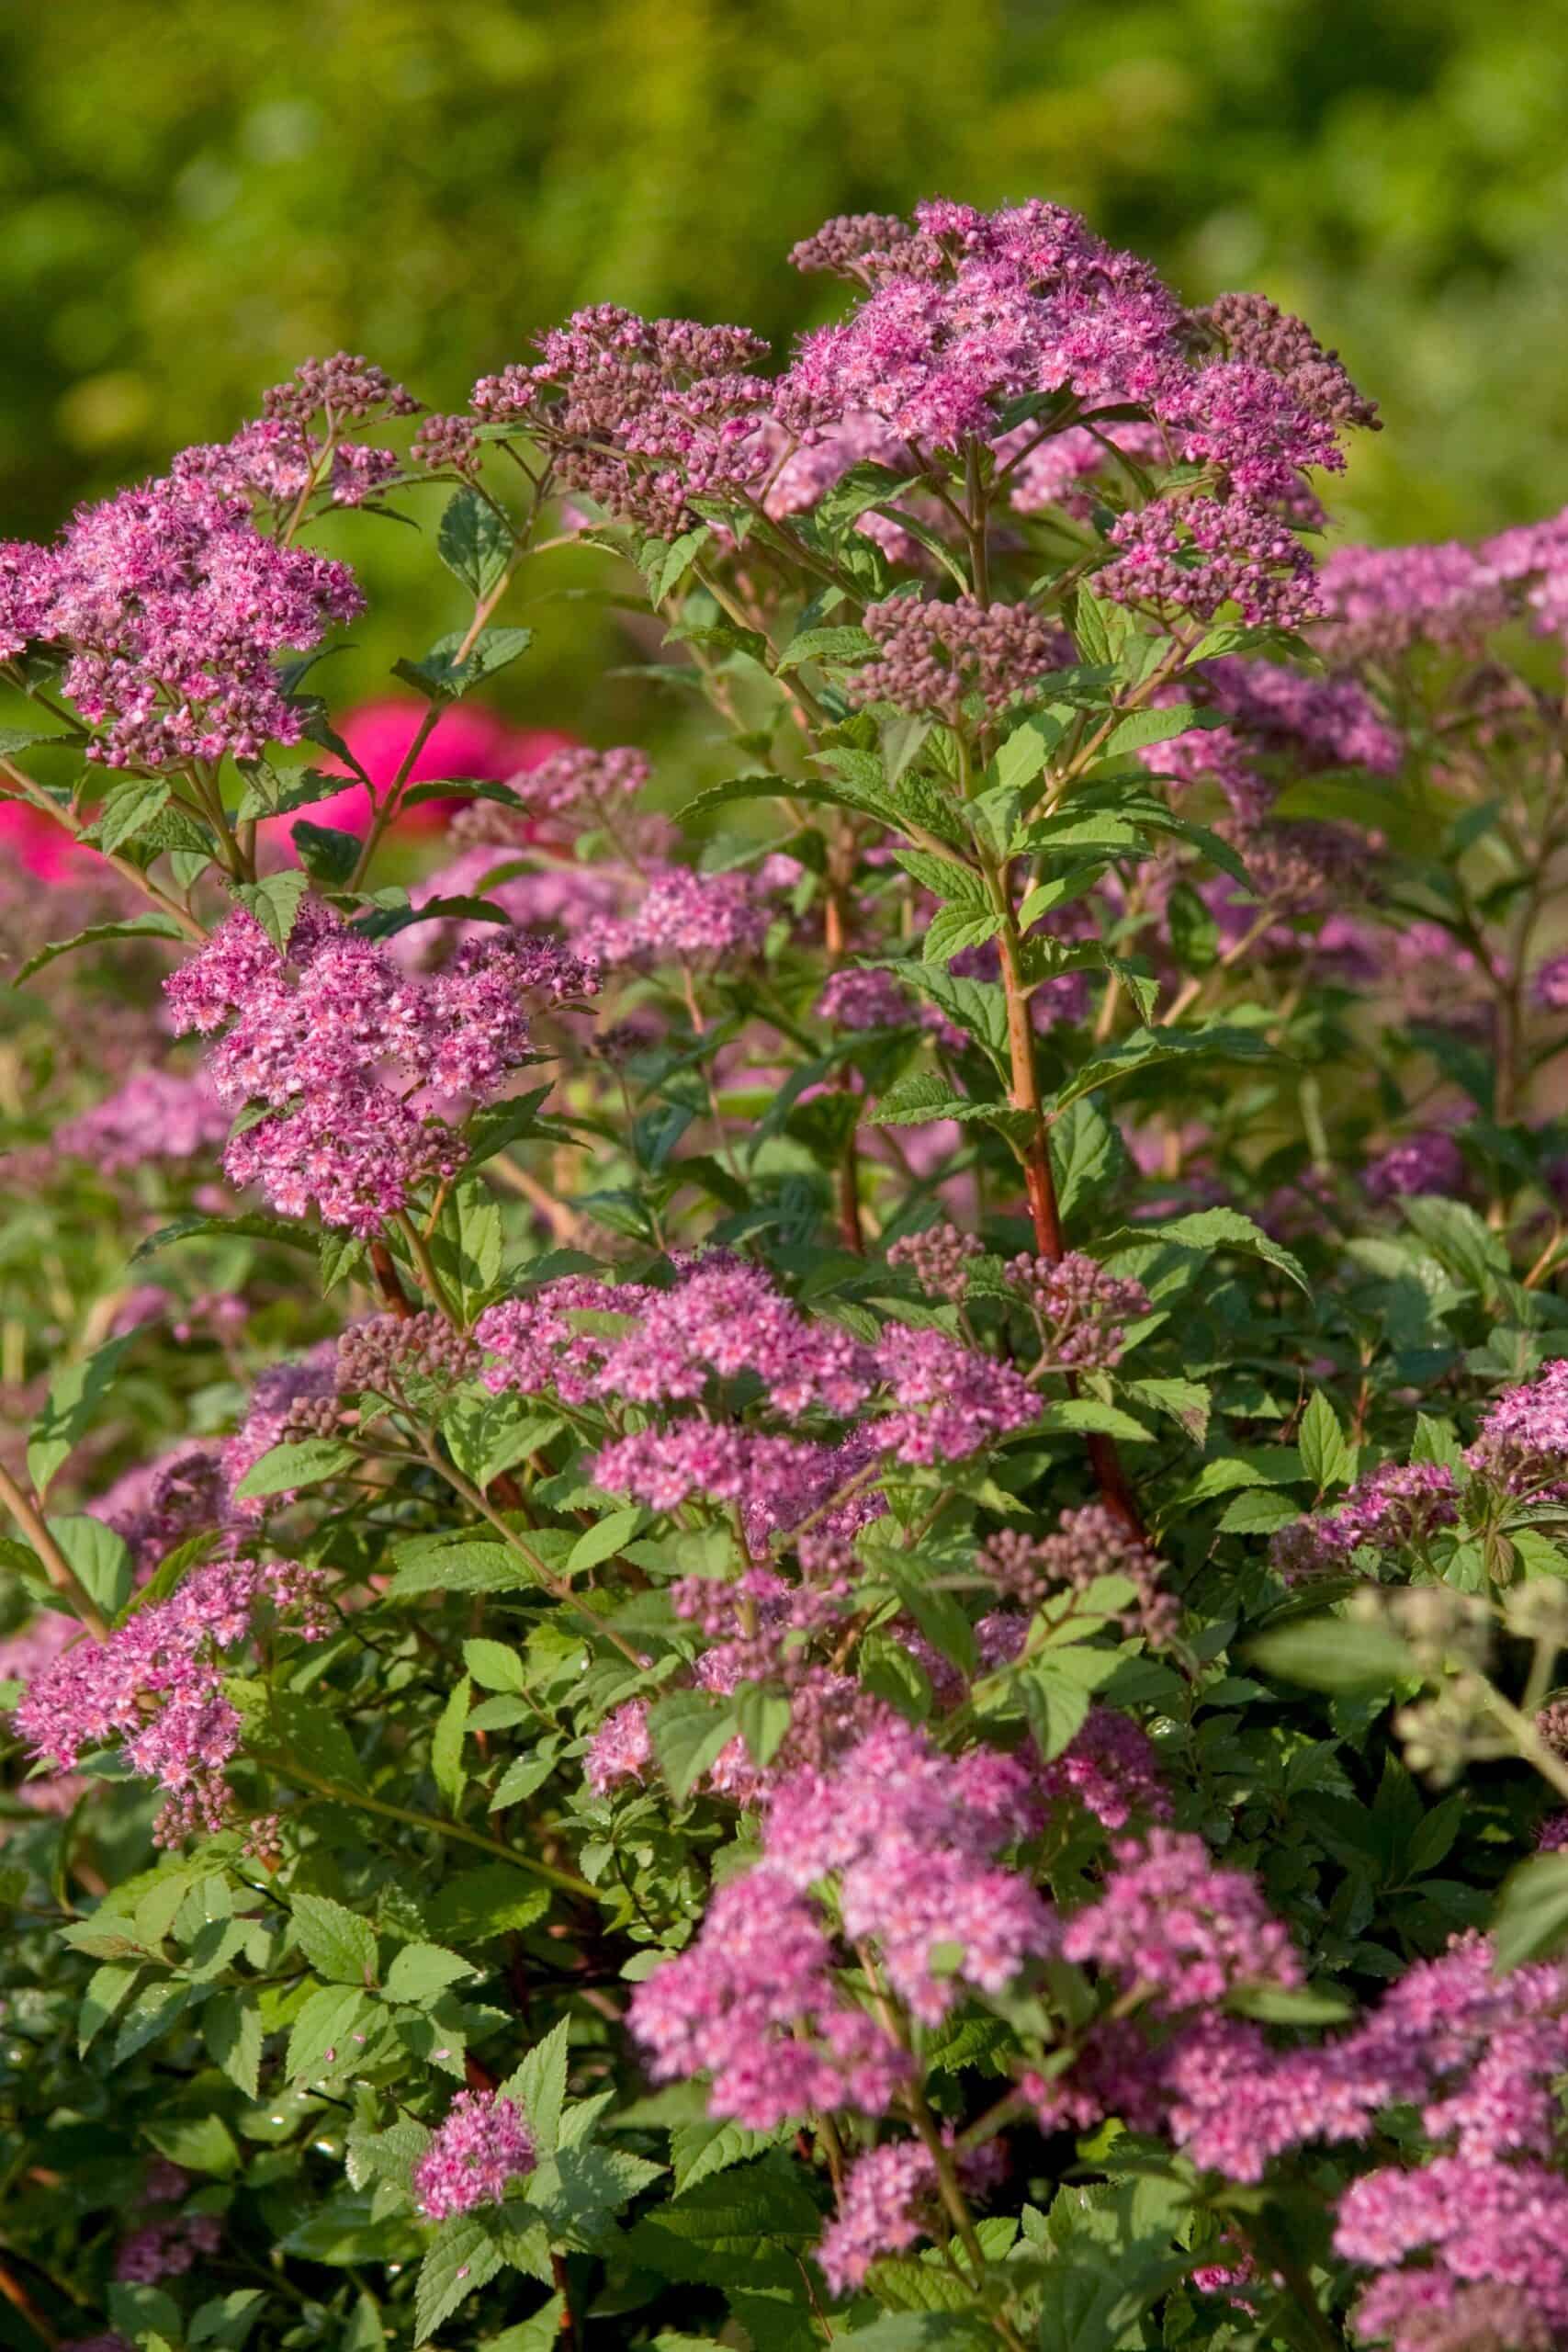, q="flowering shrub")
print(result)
[7,195,1568,2352]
